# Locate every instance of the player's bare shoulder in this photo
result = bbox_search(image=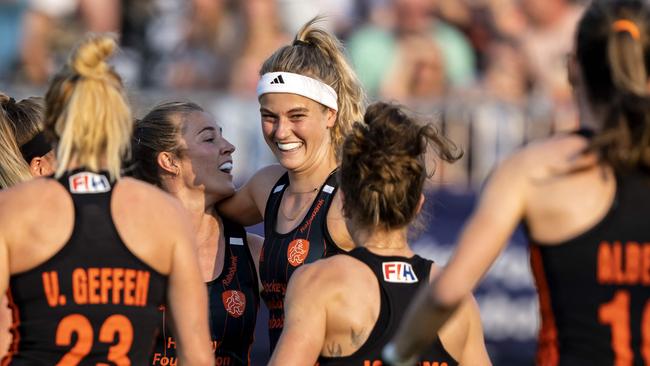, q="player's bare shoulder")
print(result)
[250,164,287,196]
[0,177,68,225]
[290,254,367,291]
[113,177,190,233]
[498,132,591,182]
